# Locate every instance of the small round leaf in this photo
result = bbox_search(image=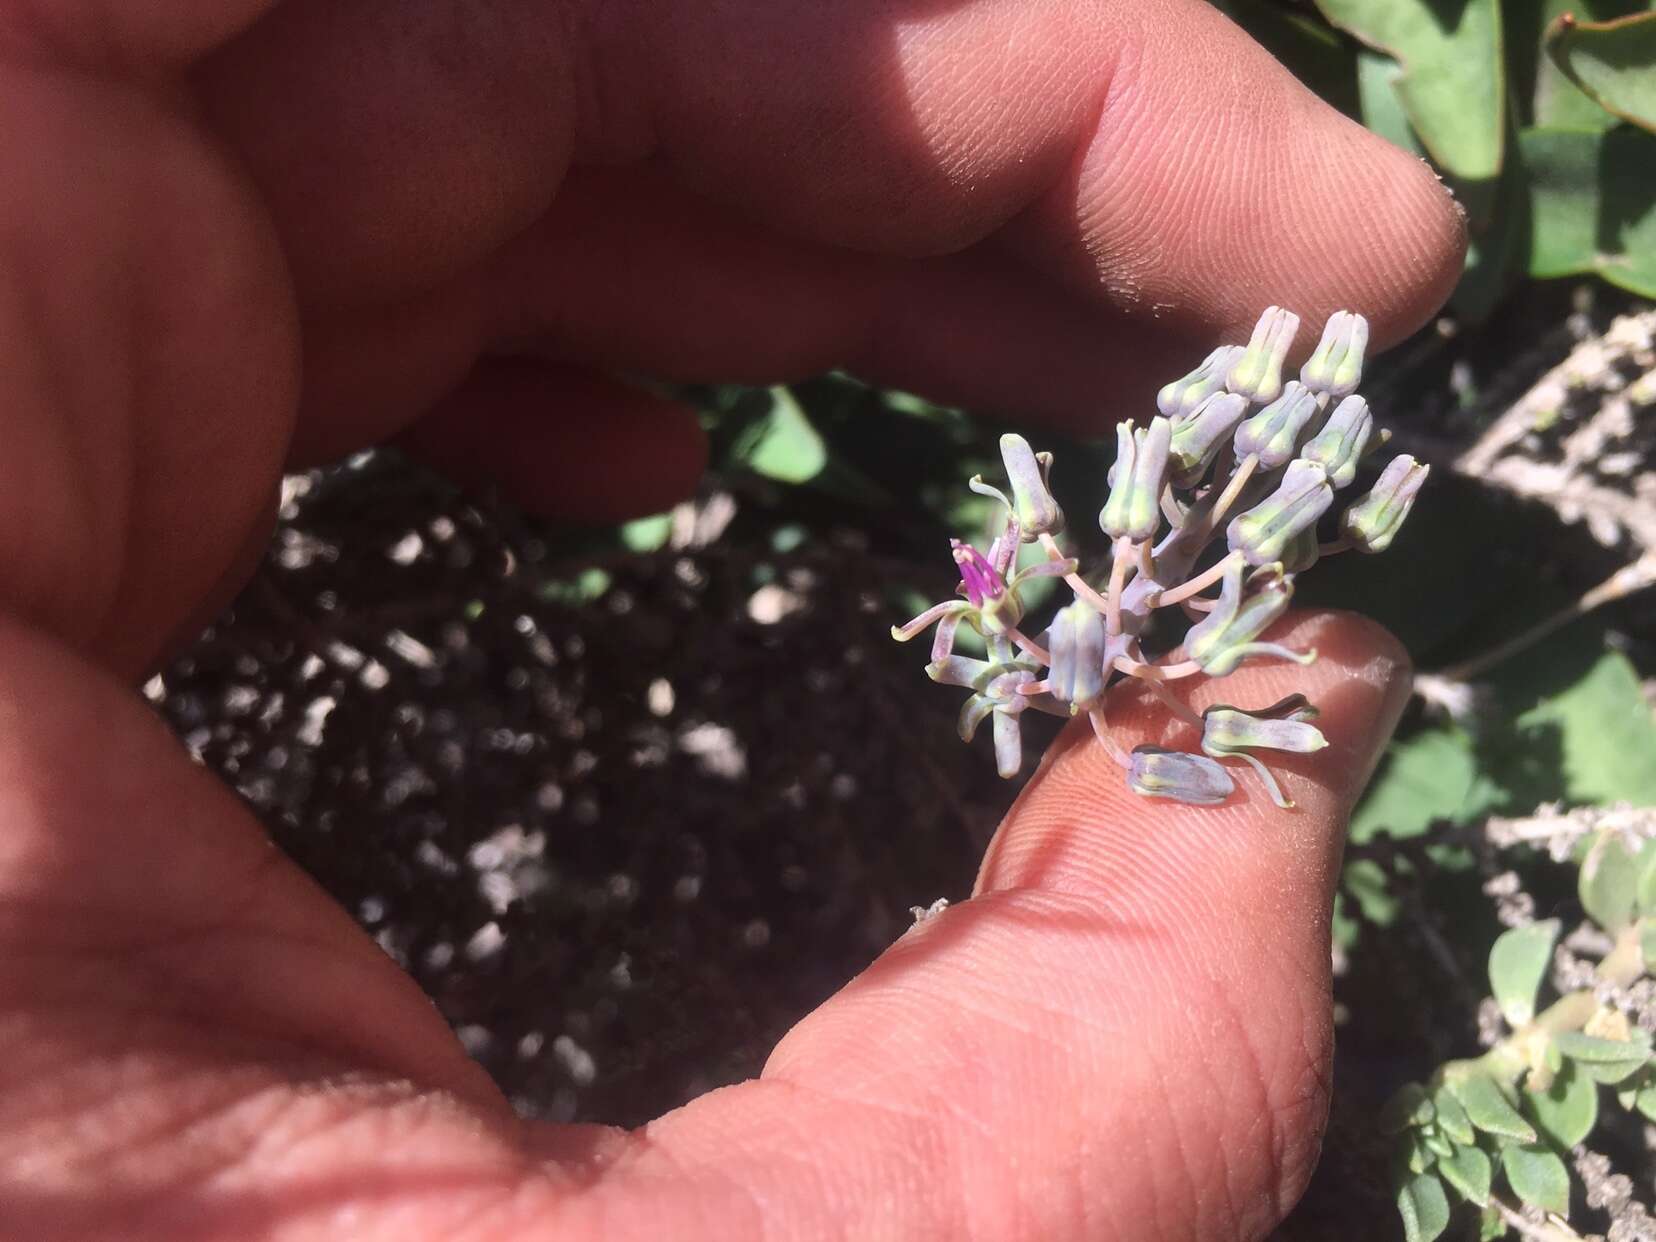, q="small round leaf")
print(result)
[1501,1143,1571,1216]
[1581,829,1640,934]
[1438,1142,1493,1208]
[1488,920,1559,1027]
[1398,1170,1452,1242]
[1525,1060,1599,1148]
